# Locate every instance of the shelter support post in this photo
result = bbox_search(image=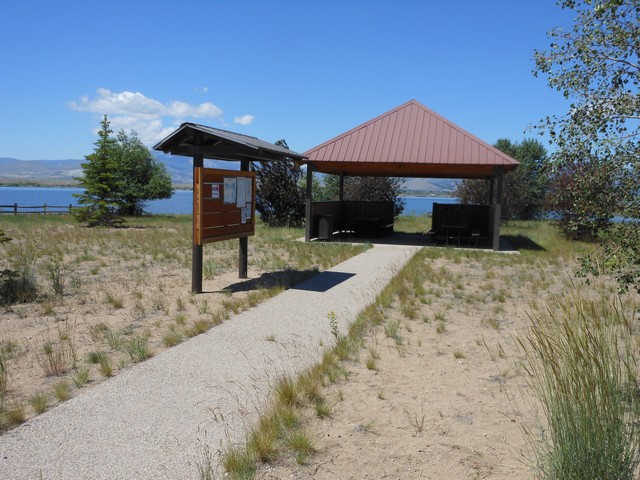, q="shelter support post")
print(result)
[339,173,345,201]
[492,166,503,251]
[192,151,204,293]
[239,160,249,278]
[305,164,314,242]
[487,178,494,206]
